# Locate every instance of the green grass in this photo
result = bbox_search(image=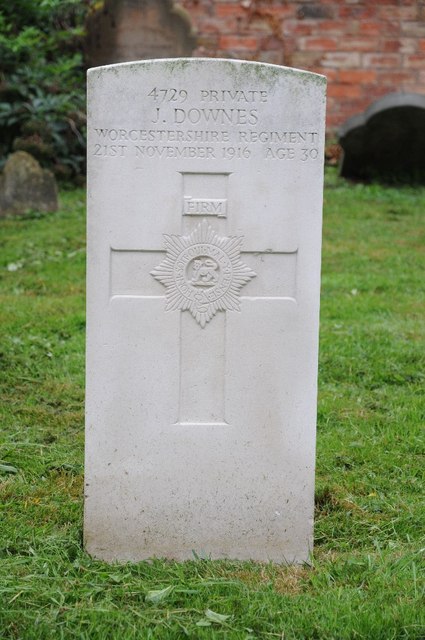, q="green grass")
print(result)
[0,171,424,639]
